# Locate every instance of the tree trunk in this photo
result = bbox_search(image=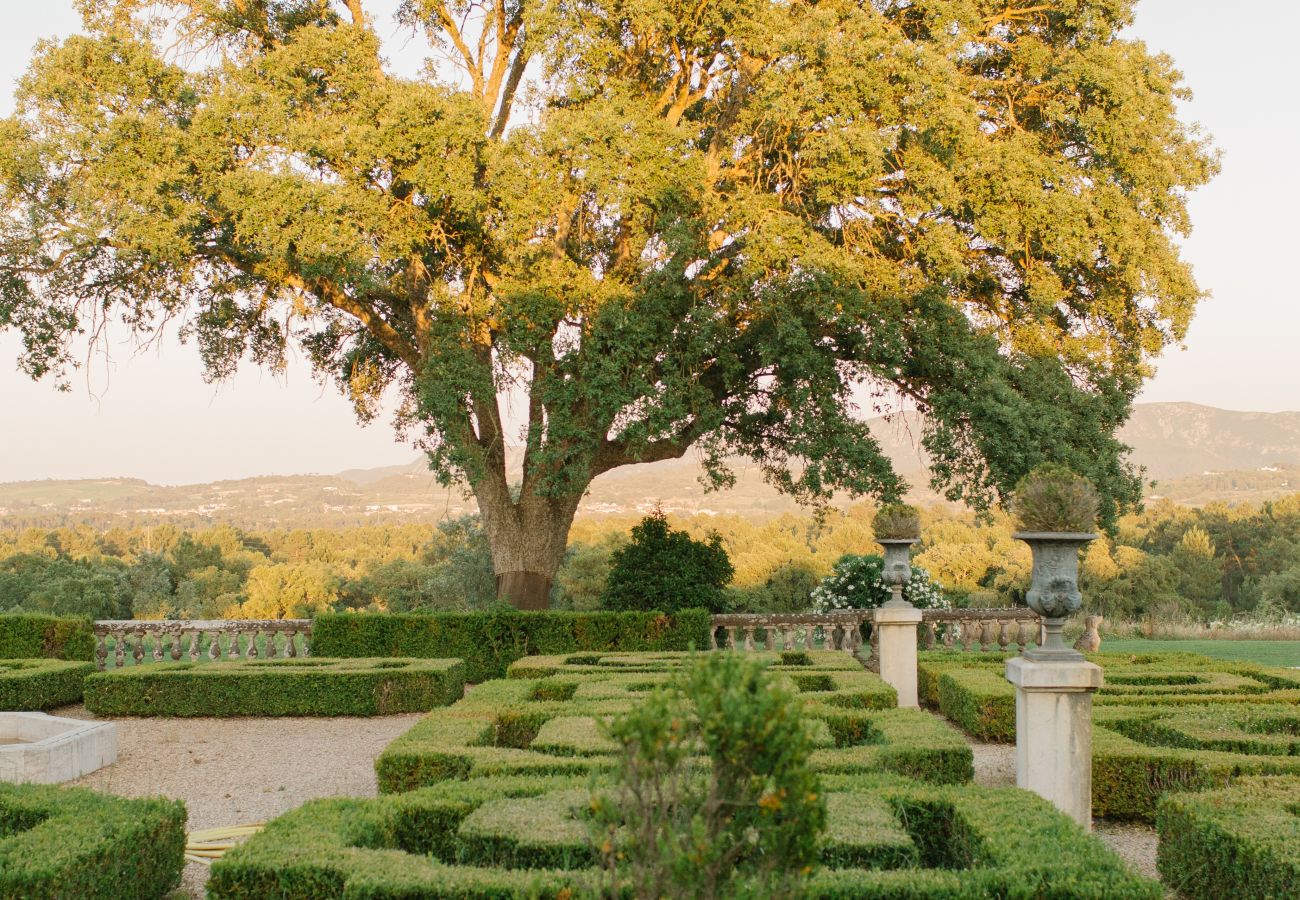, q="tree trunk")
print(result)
[476,487,583,610]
